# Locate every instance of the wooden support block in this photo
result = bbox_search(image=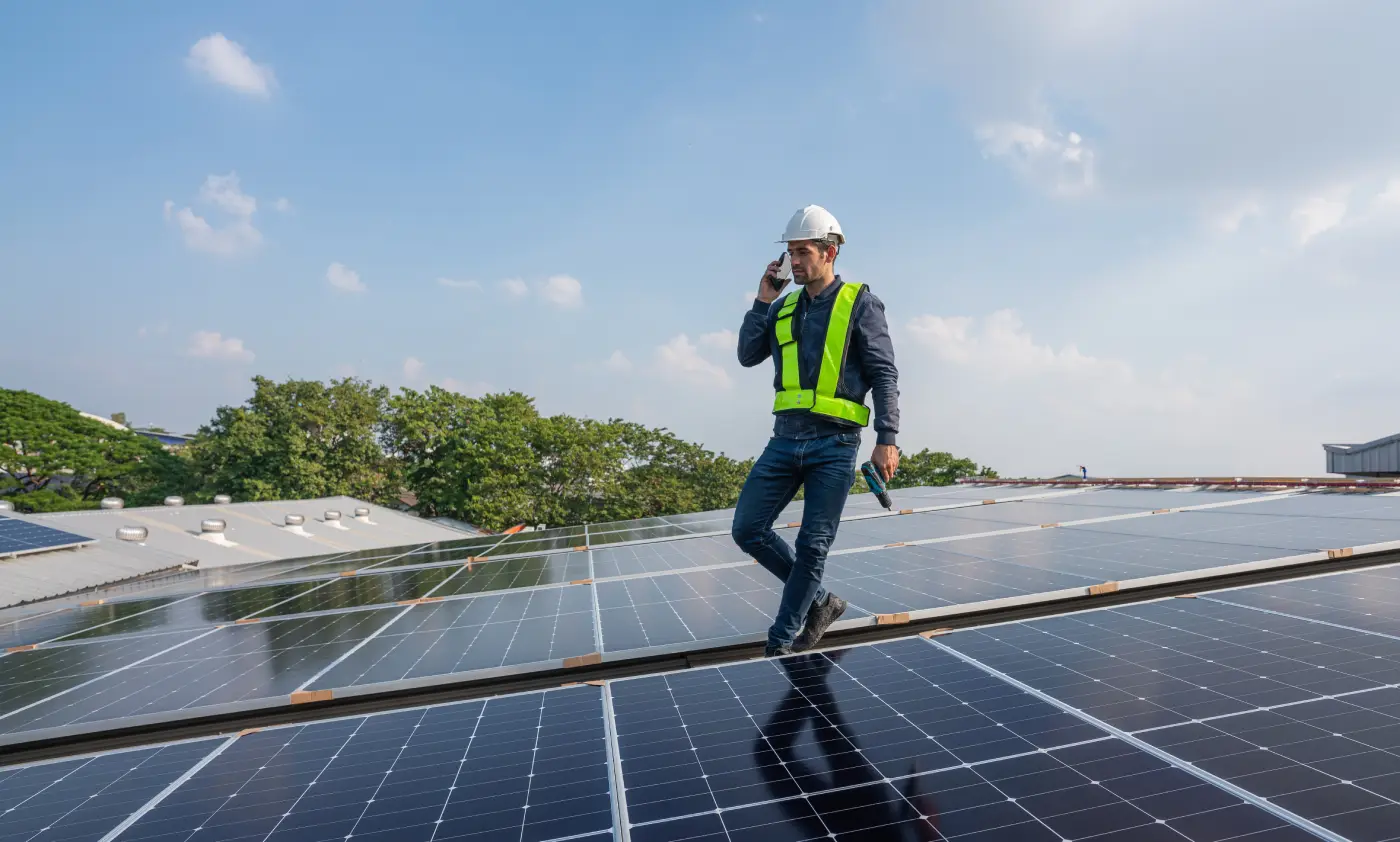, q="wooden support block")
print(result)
[919,628,954,638]
[6,644,36,653]
[474,556,490,562]
[876,612,911,625]
[899,509,914,515]
[1040,523,1059,529]
[559,681,580,688]
[396,597,446,606]
[564,652,603,669]
[572,546,589,552]
[786,521,801,528]
[237,727,262,737]
[289,689,333,704]
[234,617,261,624]
[884,542,907,548]
[1174,594,1198,599]
[79,599,105,607]
[982,500,995,505]
[1153,508,1172,514]
[339,571,357,577]
[1328,547,1355,559]
[1088,581,1120,596]
[570,578,594,585]
[584,679,606,686]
